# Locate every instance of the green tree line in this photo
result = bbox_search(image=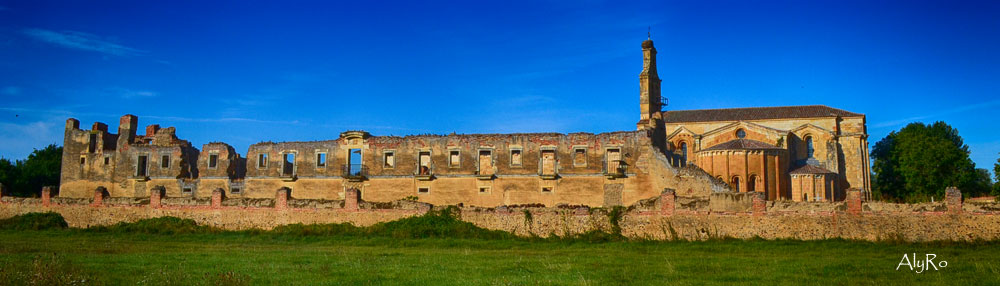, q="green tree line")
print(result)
[0,144,62,197]
[871,122,997,202]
